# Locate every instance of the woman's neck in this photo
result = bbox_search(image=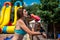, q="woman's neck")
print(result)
[20,16,25,20]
